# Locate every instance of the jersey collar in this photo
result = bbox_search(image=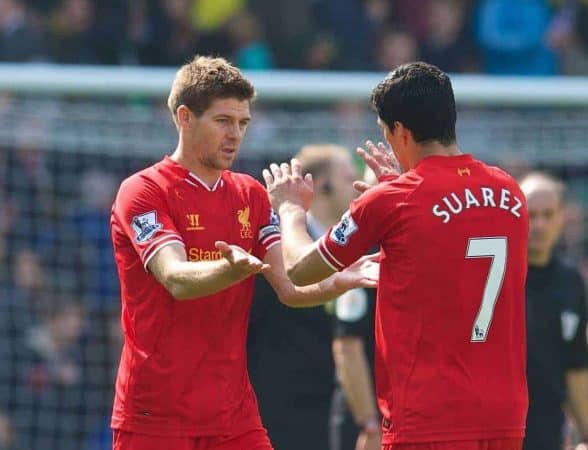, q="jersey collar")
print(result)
[162,155,224,191]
